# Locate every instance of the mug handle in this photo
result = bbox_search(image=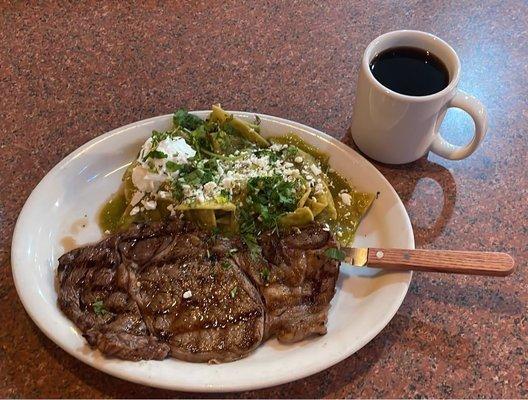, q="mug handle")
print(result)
[430,89,488,160]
